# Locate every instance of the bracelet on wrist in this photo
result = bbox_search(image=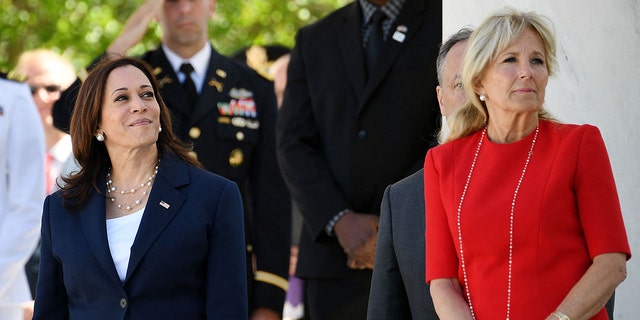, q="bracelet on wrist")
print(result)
[552,310,571,320]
